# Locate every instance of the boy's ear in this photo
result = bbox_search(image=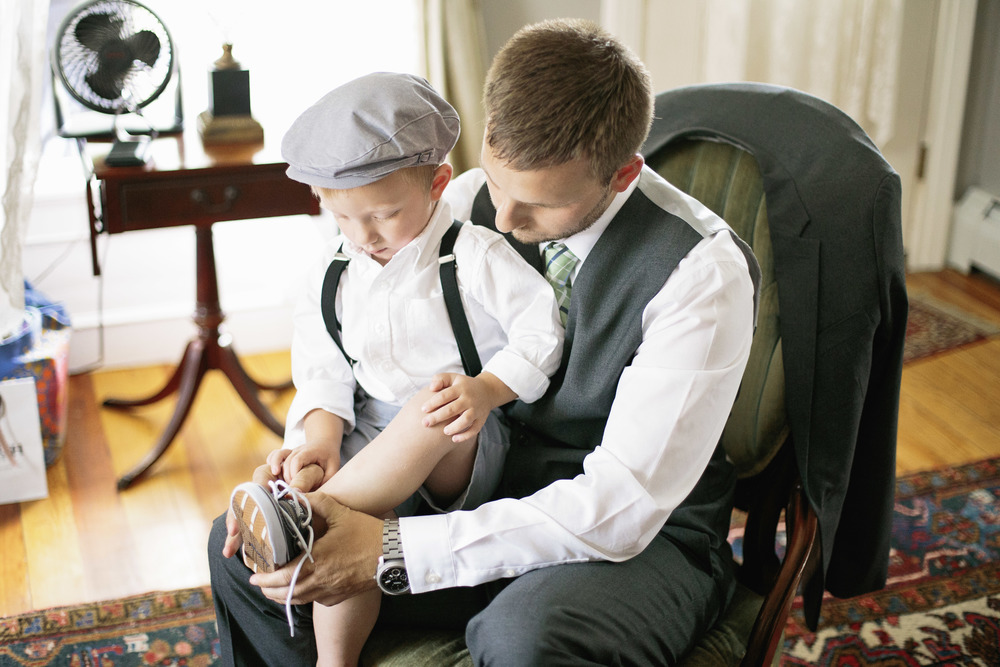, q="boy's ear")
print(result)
[610,154,644,193]
[429,163,454,200]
